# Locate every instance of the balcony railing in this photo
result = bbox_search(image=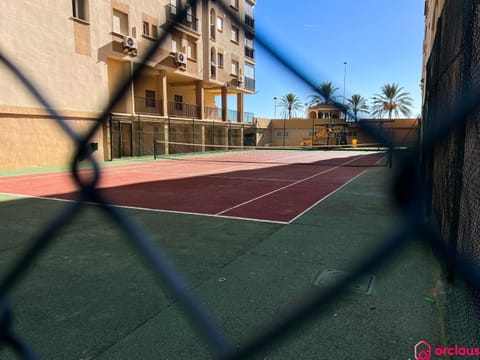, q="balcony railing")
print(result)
[205,106,222,121]
[244,77,255,92]
[135,96,163,115]
[168,101,200,118]
[168,4,198,32]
